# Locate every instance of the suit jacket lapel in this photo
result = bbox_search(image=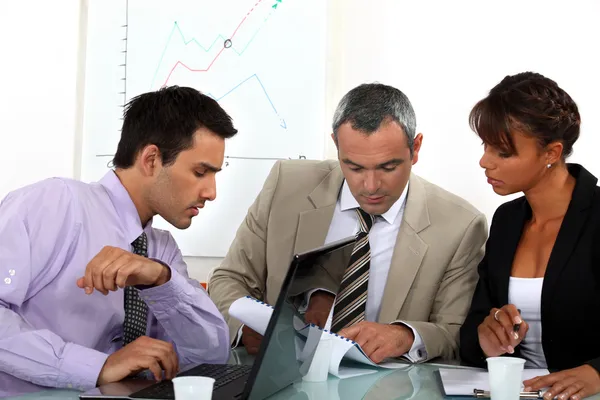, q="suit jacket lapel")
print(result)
[542,164,596,310]
[293,165,345,255]
[379,174,430,323]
